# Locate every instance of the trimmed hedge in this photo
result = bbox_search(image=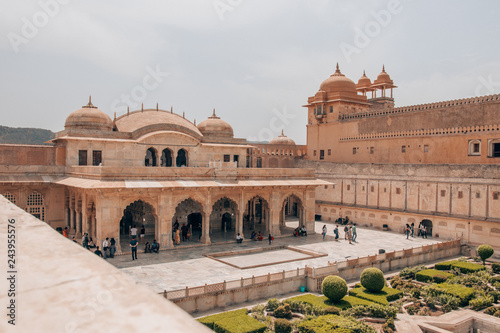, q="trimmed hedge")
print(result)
[450,262,485,274]
[285,294,377,311]
[348,286,403,305]
[297,314,376,333]
[492,263,500,274]
[434,260,460,270]
[360,268,385,292]
[274,318,292,333]
[429,283,475,306]
[198,309,266,333]
[322,275,348,302]
[415,269,454,283]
